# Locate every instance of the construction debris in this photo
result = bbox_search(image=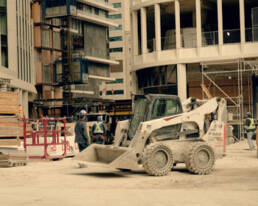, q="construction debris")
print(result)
[0,147,27,167]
